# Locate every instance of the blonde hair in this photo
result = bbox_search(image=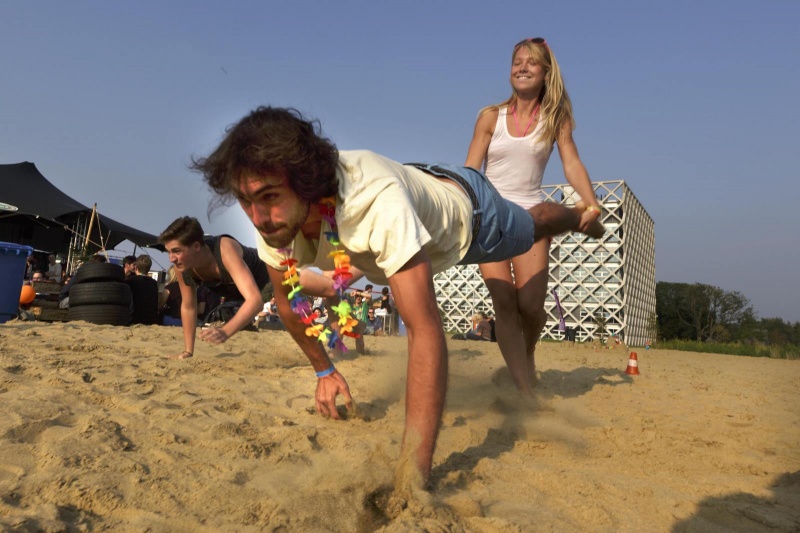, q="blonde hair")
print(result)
[480,39,575,147]
[166,266,179,284]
